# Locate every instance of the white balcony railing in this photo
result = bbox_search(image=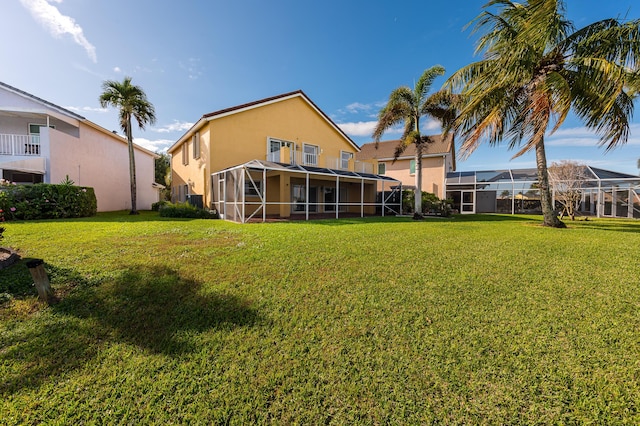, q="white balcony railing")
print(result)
[0,134,41,156]
[266,149,374,173]
[303,152,317,166]
[354,160,374,174]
